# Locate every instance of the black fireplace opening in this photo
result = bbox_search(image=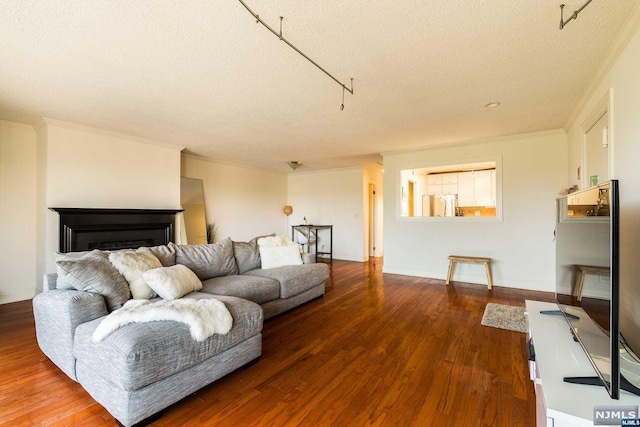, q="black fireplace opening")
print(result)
[50,208,183,253]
